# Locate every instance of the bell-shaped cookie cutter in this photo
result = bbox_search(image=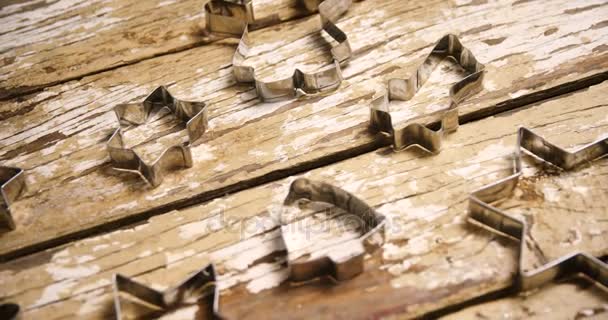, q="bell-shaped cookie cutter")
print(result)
[370,34,485,153]
[206,0,354,101]
[107,86,208,187]
[469,126,608,291]
[282,178,385,282]
[0,166,25,231]
[113,263,222,319]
